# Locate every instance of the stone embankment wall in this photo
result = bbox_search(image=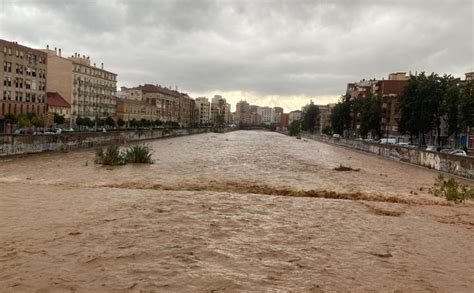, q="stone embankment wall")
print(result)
[0,128,212,157]
[299,132,474,180]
